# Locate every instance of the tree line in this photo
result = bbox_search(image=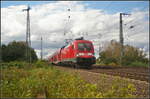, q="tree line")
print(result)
[1,41,37,62]
[97,40,149,67]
